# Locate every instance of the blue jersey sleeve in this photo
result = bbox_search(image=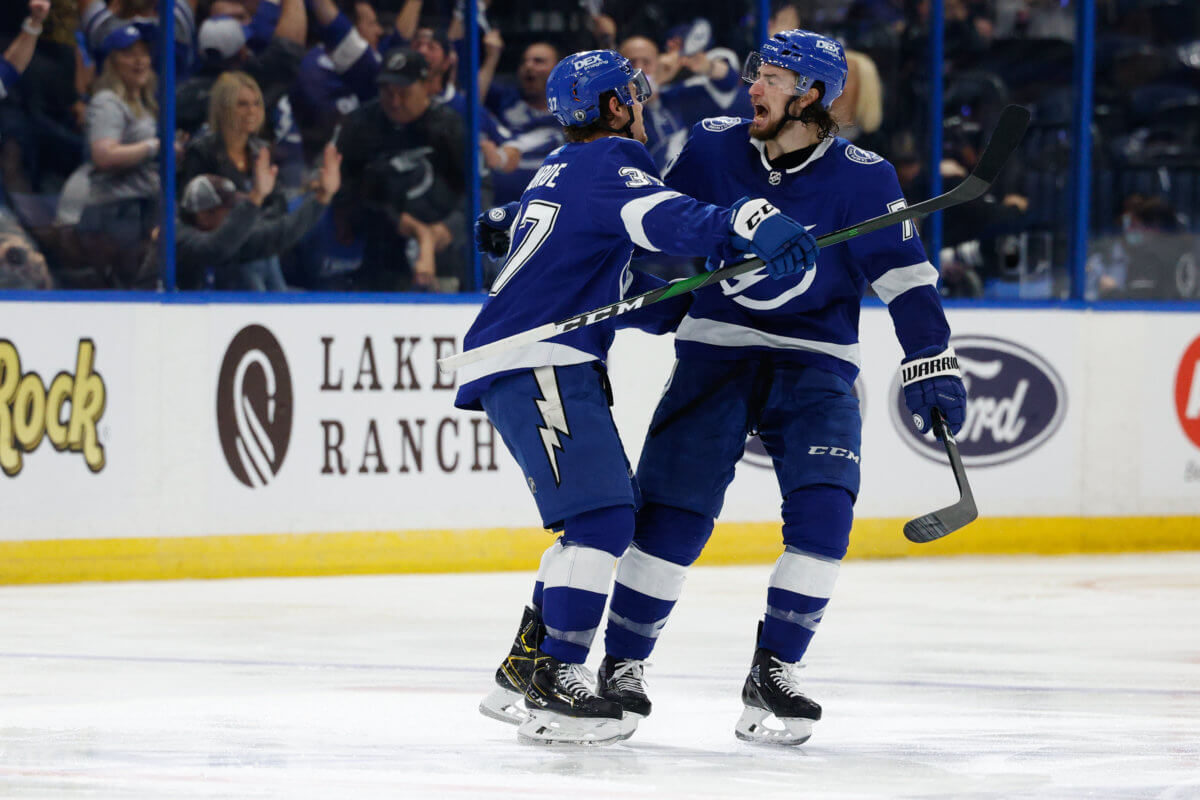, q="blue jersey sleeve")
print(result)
[314,13,380,100]
[843,159,950,357]
[595,138,737,263]
[244,0,281,51]
[0,57,18,98]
